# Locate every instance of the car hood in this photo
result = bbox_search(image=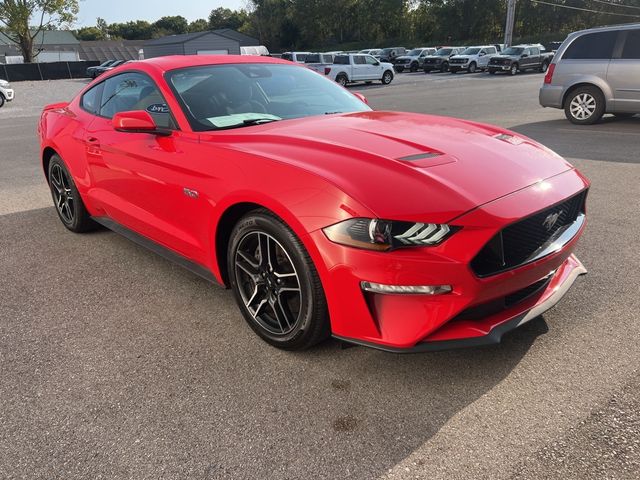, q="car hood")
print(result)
[451,55,474,60]
[204,111,573,223]
[492,54,518,60]
[395,55,417,60]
